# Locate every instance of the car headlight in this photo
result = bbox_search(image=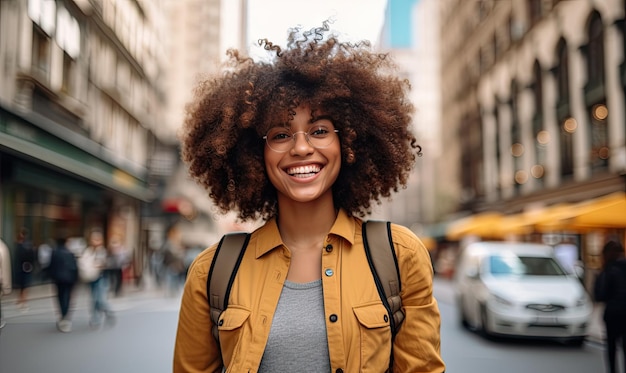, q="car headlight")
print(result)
[492,294,513,307]
[575,296,589,307]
